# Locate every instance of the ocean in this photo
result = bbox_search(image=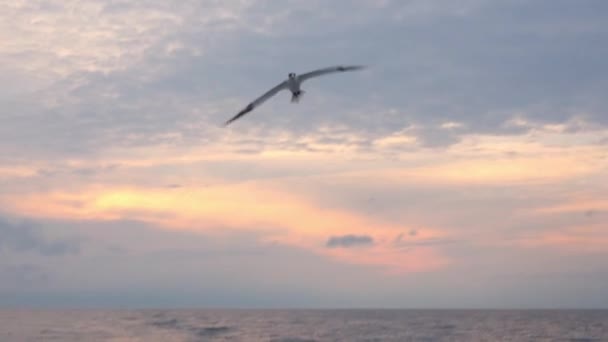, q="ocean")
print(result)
[0,309,607,341]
